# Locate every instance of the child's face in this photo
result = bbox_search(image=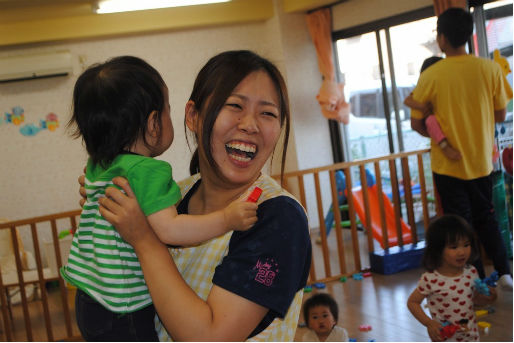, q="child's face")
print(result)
[307,305,336,337]
[442,237,471,270]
